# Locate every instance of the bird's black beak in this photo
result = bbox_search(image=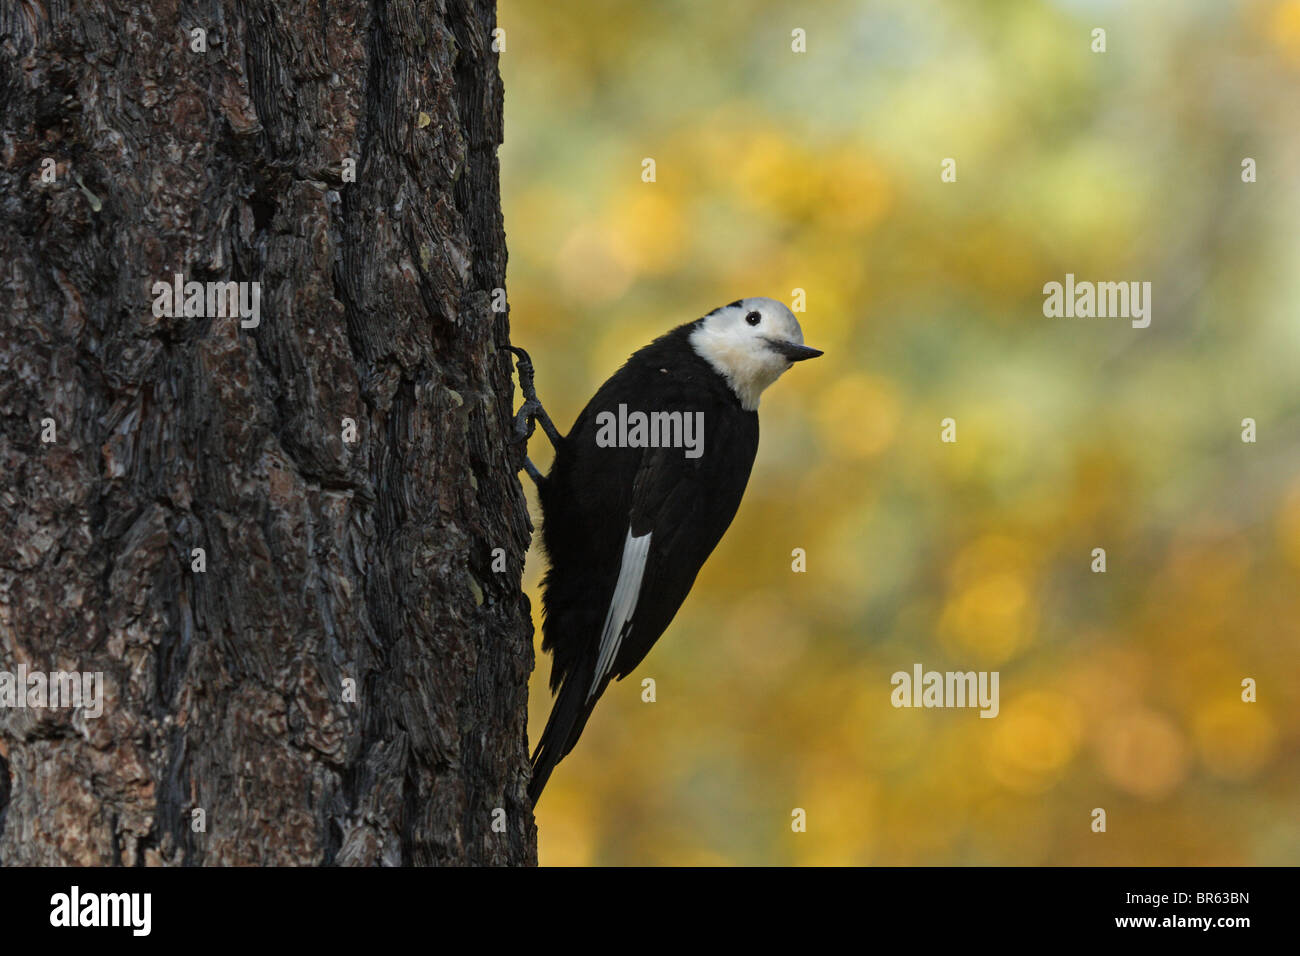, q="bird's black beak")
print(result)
[765,338,824,362]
